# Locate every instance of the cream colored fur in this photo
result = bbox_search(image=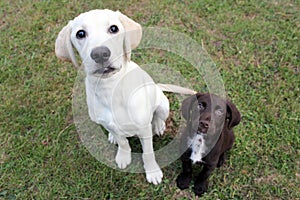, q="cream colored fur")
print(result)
[55,9,195,185]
